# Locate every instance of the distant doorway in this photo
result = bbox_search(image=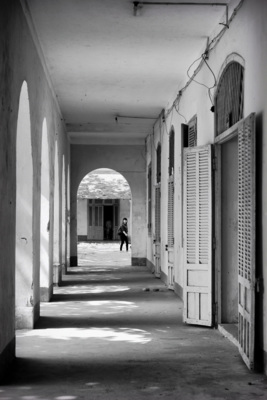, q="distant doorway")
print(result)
[104,205,114,240]
[77,168,131,242]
